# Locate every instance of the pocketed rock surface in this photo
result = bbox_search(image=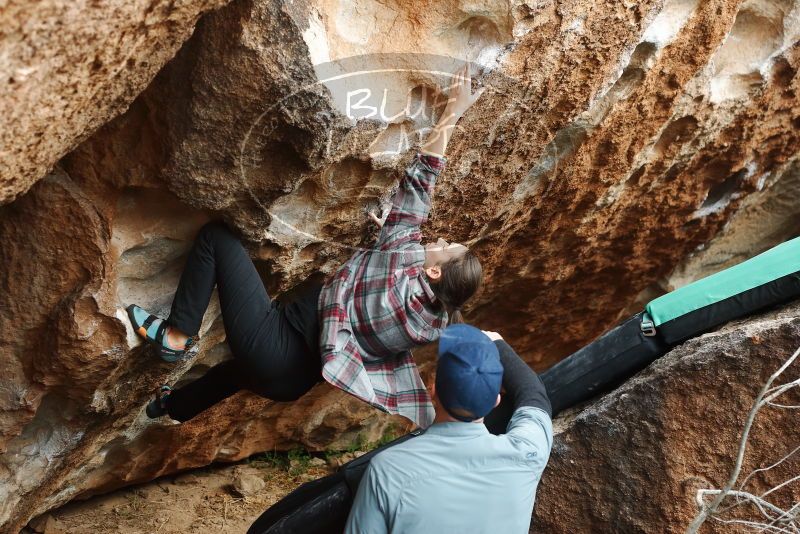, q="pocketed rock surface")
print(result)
[1,0,799,530]
[0,0,230,205]
[533,301,800,533]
